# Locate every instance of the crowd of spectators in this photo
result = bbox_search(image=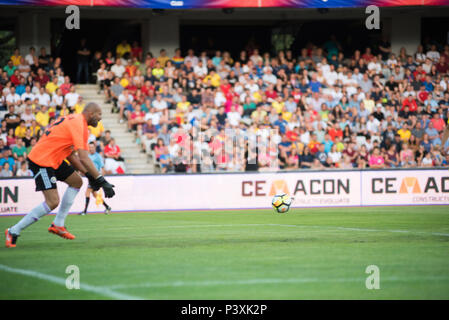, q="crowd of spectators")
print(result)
[2,36,449,176]
[0,46,125,177]
[96,38,449,173]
